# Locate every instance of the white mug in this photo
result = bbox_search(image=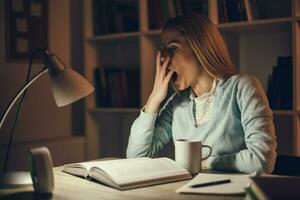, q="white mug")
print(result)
[175,139,212,174]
